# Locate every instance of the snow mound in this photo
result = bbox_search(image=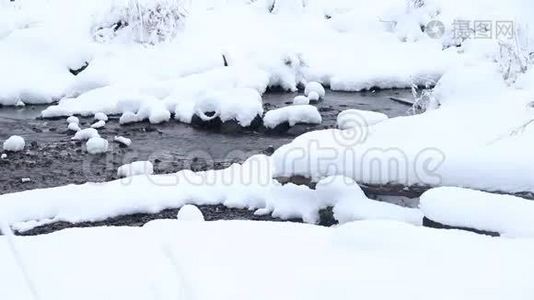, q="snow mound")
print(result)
[1,220,533,300]
[91,120,106,129]
[2,136,25,152]
[86,137,108,154]
[66,116,79,124]
[114,136,131,147]
[117,161,154,178]
[293,95,309,105]
[420,187,534,238]
[337,109,389,130]
[177,204,205,221]
[308,91,320,102]
[263,105,322,129]
[316,176,423,225]
[72,128,99,141]
[94,112,108,121]
[190,88,263,127]
[119,112,140,125]
[0,154,422,229]
[304,82,325,99]
[67,122,81,132]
